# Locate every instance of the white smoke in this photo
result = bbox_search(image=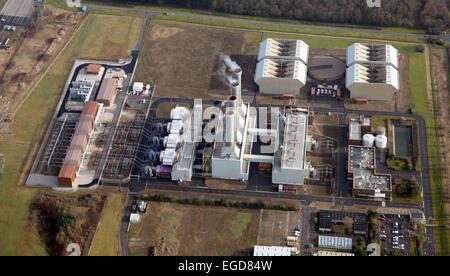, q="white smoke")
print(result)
[218,53,241,86]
